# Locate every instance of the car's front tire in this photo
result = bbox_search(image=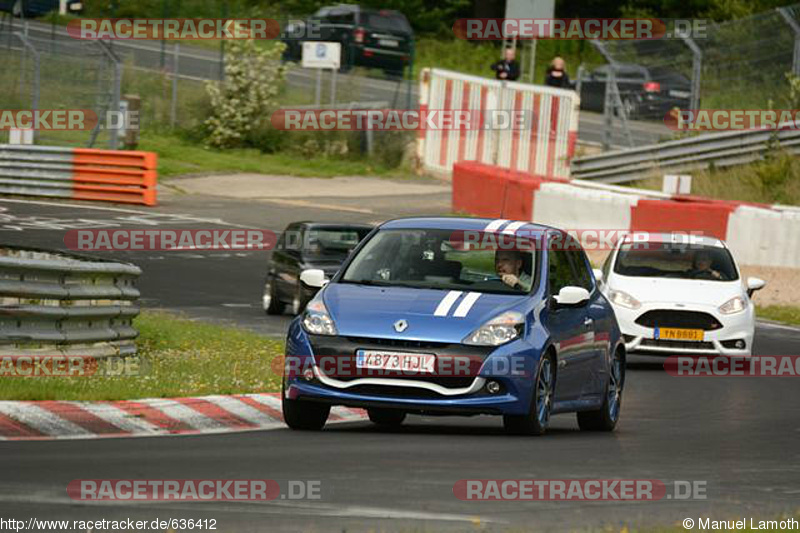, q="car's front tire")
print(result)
[577,348,624,432]
[503,353,555,436]
[282,393,330,431]
[368,408,406,427]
